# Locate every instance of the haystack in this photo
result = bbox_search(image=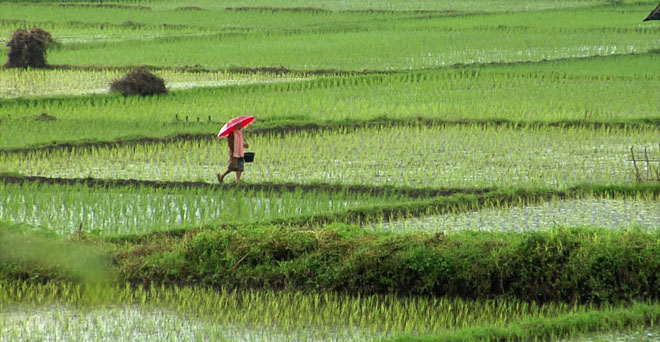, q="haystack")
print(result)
[110,68,168,96]
[5,28,55,68]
